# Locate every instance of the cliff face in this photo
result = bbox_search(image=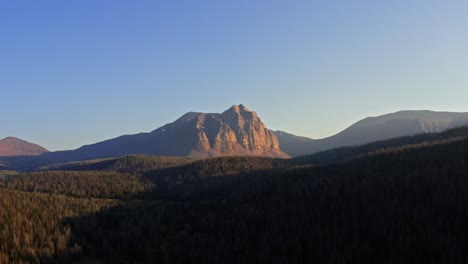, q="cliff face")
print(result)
[152,104,288,158]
